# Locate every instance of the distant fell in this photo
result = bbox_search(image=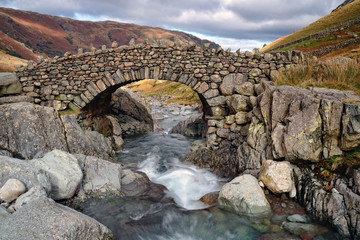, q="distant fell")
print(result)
[0,7,219,60]
[261,0,360,60]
